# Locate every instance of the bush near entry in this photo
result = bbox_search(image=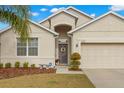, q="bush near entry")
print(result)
[69,52,81,70]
